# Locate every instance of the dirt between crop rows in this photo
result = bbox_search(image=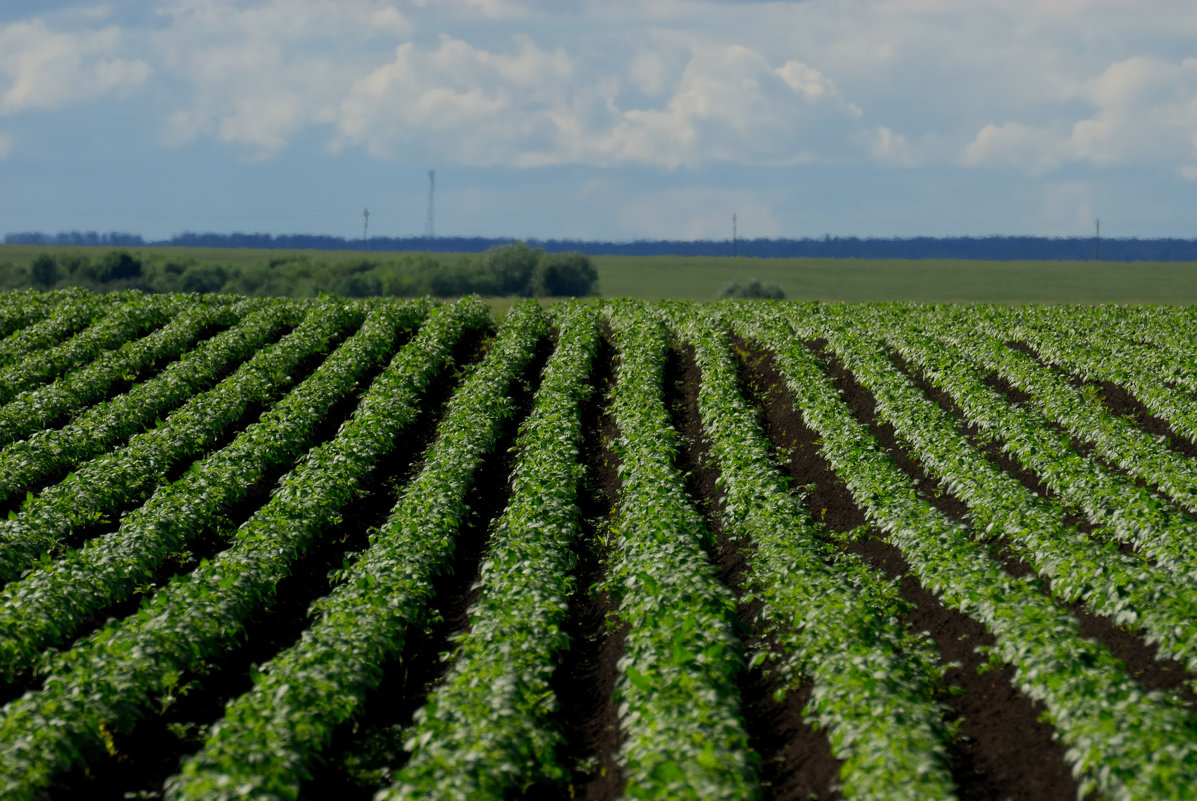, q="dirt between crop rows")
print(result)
[882,347,1197,708]
[1003,340,1197,505]
[733,335,1089,801]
